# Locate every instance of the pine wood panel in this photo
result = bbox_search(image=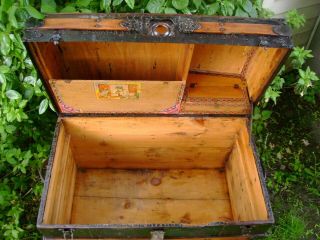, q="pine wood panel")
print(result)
[33,42,193,81]
[225,125,268,221]
[244,47,289,101]
[71,169,232,225]
[43,124,77,224]
[74,169,229,200]
[195,22,277,35]
[182,74,250,114]
[49,80,184,114]
[190,45,254,75]
[42,18,125,30]
[62,117,245,169]
[41,16,276,37]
